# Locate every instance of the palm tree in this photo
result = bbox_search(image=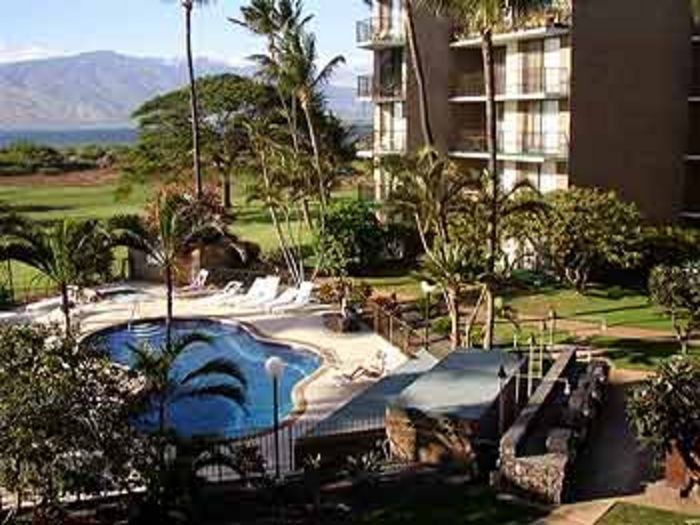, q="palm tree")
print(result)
[128,332,247,511]
[180,0,213,198]
[130,332,247,439]
[415,0,546,349]
[0,217,107,334]
[278,28,345,217]
[109,195,238,347]
[232,0,315,226]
